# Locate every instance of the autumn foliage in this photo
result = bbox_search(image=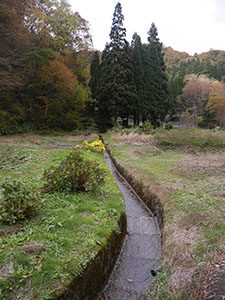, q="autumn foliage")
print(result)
[207,81,225,127]
[0,0,92,134]
[178,75,225,127]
